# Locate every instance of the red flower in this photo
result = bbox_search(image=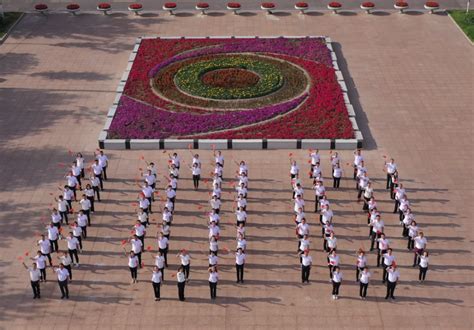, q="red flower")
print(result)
[295,2,309,7]
[261,2,276,8]
[129,3,143,10]
[425,1,439,6]
[227,2,241,8]
[395,1,408,6]
[97,2,111,9]
[35,3,48,10]
[197,2,209,8]
[361,2,375,7]
[328,2,342,7]
[164,2,177,8]
[66,3,80,10]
